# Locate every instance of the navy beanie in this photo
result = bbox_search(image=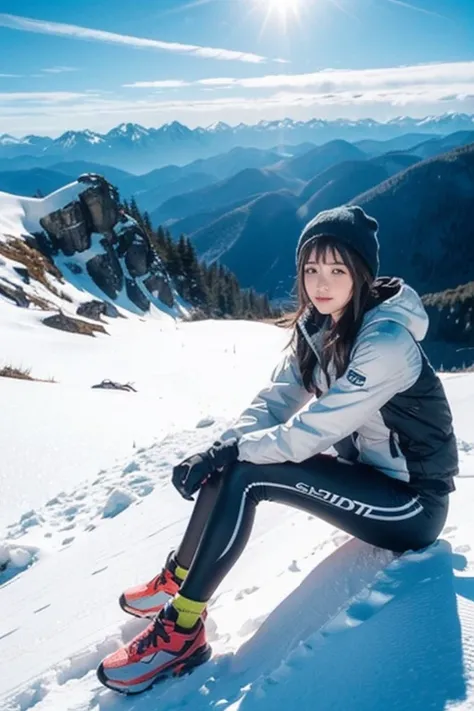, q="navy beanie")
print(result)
[296,205,380,279]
